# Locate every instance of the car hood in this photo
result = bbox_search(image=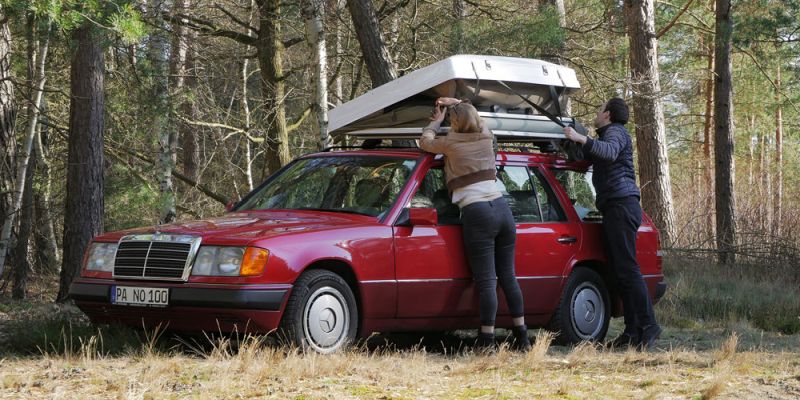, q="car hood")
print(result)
[93,210,377,244]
